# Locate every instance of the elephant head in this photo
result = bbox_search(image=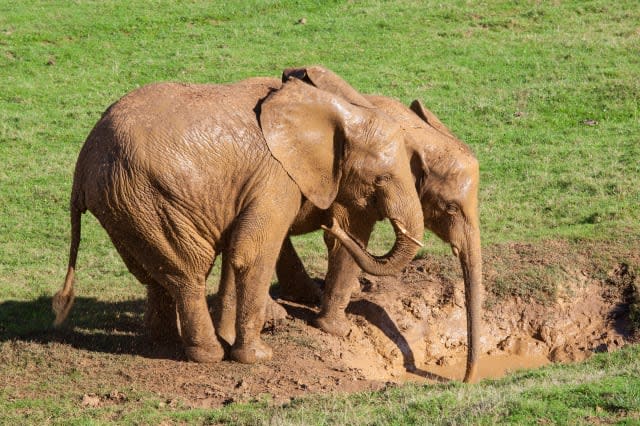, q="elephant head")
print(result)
[260,78,425,276]
[371,95,482,383]
[281,66,482,383]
